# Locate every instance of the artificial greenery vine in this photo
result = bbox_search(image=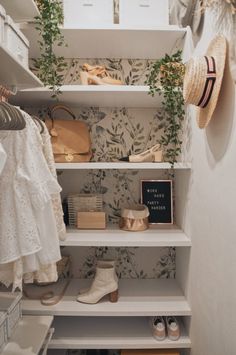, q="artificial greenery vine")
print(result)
[34,0,67,97]
[146,50,185,165]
